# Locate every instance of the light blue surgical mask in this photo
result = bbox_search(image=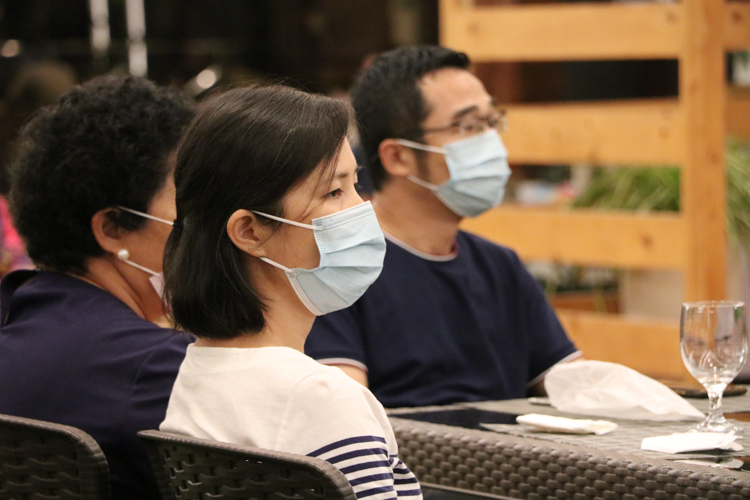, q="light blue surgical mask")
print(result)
[396,129,511,217]
[252,201,386,316]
